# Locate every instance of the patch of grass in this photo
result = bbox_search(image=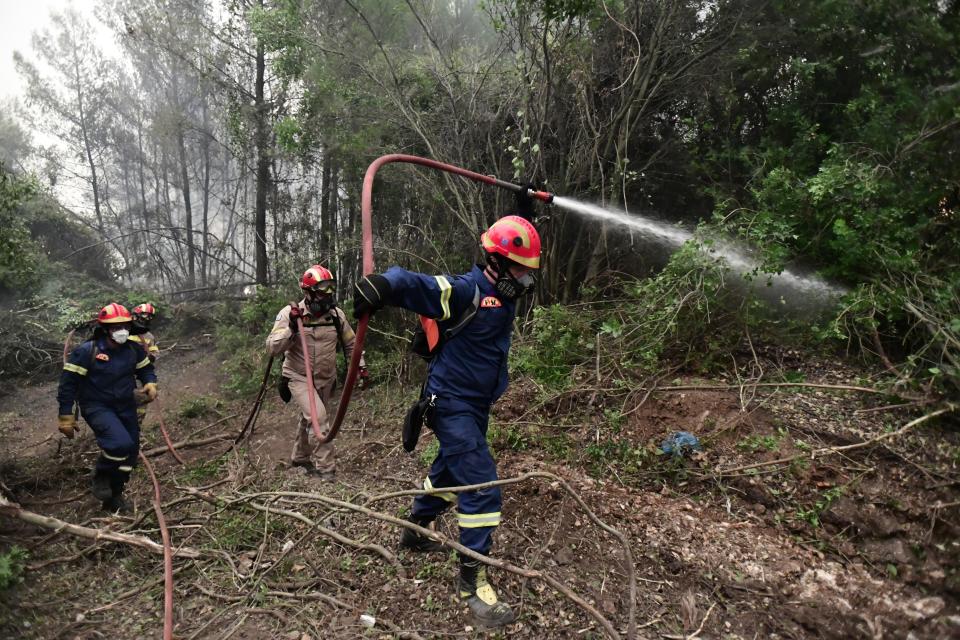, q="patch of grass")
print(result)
[0,546,28,590]
[210,512,284,551]
[178,395,219,419]
[178,456,227,484]
[794,486,844,528]
[737,433,781,453]
[419,439,439,468]
[415,561,447,580]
